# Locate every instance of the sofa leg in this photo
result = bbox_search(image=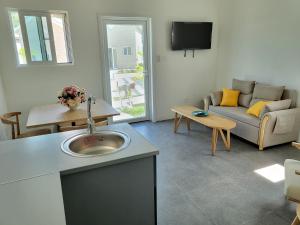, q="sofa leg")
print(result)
[258,115,269,152]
